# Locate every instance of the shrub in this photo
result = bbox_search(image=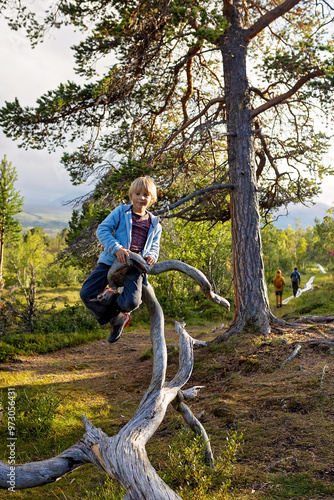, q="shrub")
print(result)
[1,387,61,441]
[0,343,19,363]
[34,302,99,334]
[161,426,242,499]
